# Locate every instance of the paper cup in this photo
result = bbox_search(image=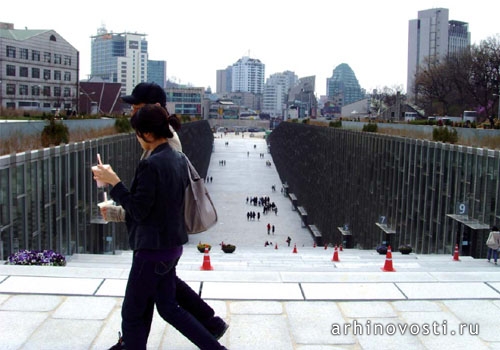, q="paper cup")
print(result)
[91,164,110,188]
[97,200,114,209]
